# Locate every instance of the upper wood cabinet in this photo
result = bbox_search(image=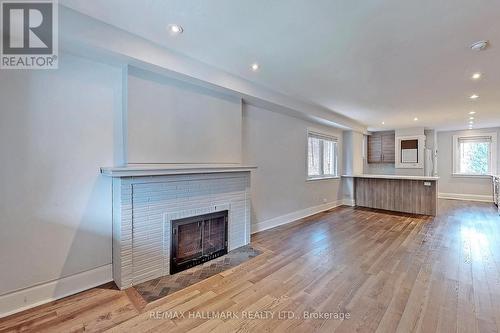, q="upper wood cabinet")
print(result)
[367,131,395,163]
[381,132,395,163]
[367,133,382,163]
